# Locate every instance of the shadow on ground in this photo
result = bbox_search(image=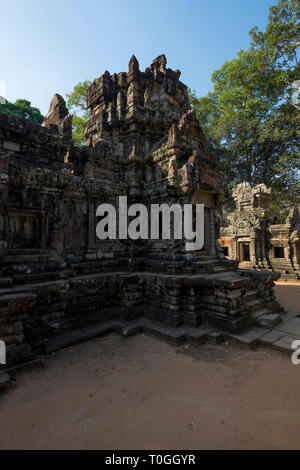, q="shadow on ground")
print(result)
[0,281,299,450]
